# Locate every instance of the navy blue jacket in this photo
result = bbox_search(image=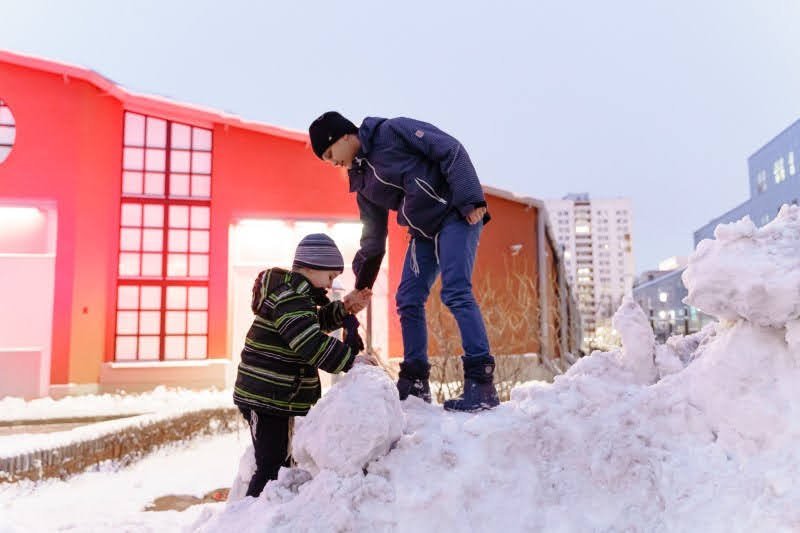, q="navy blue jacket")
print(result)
[349,117,488,289]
